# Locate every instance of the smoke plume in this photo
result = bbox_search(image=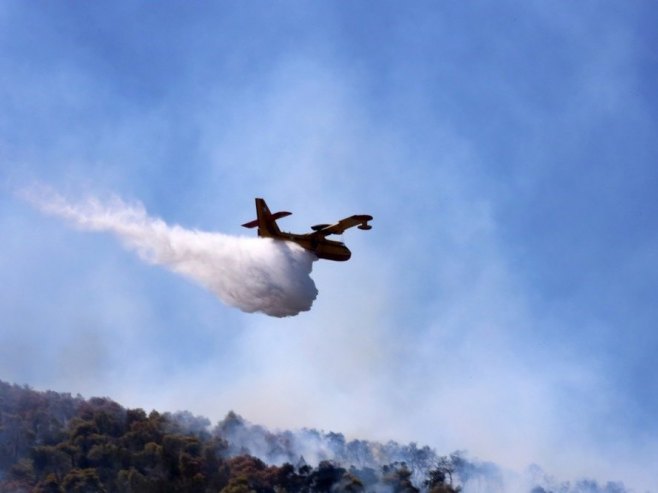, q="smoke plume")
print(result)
[208,412,630,493]
[23,188,318,317]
